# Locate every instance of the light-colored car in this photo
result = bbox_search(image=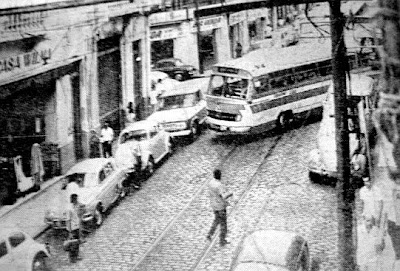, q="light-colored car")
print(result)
[230,230,310,271]
[115,119,173,176]
[307,74,375,183]
[147,77,209,140]
[0,228,51,271]
[44,158,127,229]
